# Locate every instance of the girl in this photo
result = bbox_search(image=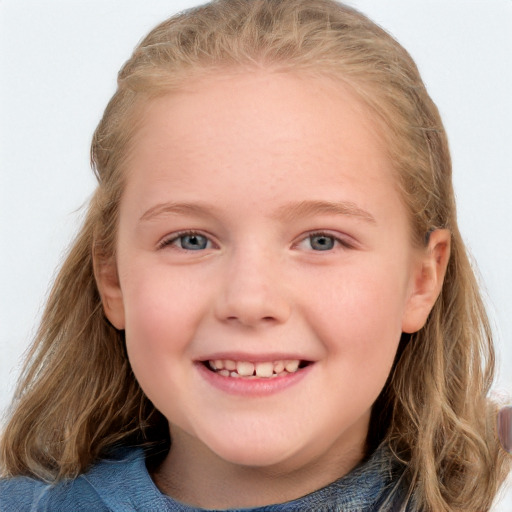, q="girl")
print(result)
[1,0,510,510]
